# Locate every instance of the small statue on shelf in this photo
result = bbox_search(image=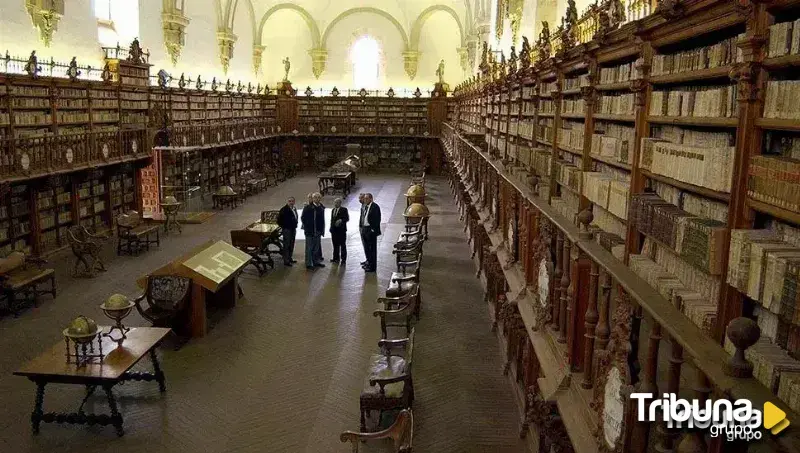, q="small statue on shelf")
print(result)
[157,69,170,89]
[520,36,531,69]
[101,61,112,83]
[237,80,244,93]
[211,77,218,91]
[24,51,40,77]
[509,45,518,73]
[247,82,253,93]
[127,37,145,64]
[196,75,204,90]
[225,78,233,92]
[178,73,186,89]
[256,83,263,94]
[413,87,422,98]
[67,57,81,81]
[282,57,291,82]
[436,59,445,84]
